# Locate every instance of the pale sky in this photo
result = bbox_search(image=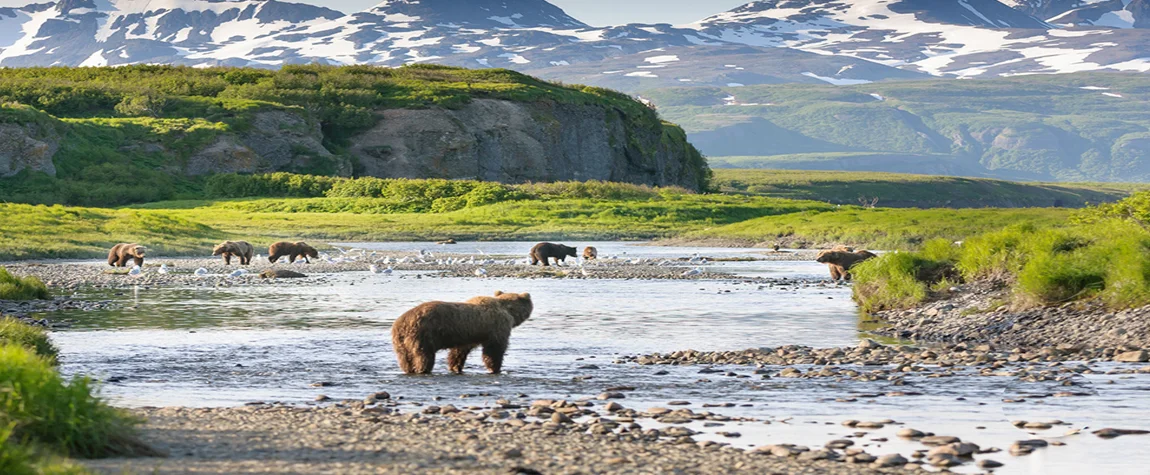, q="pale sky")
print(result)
[0,0,750,26]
